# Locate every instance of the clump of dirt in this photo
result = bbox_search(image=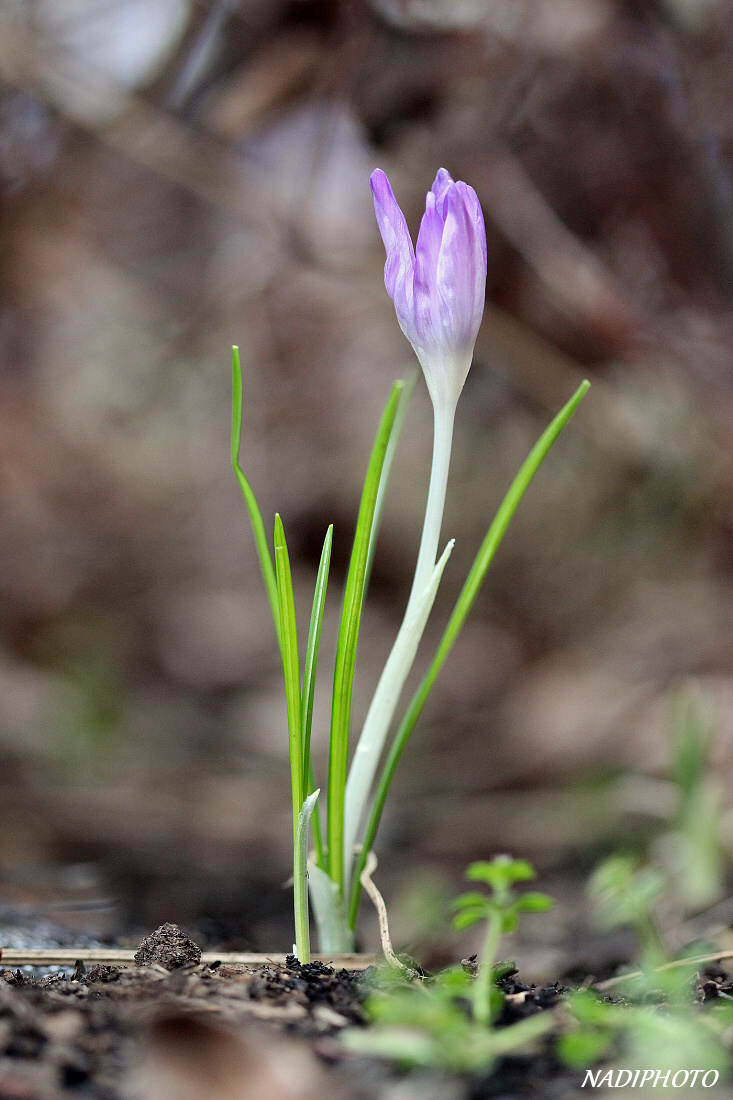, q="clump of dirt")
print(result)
[133,922,201,969]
